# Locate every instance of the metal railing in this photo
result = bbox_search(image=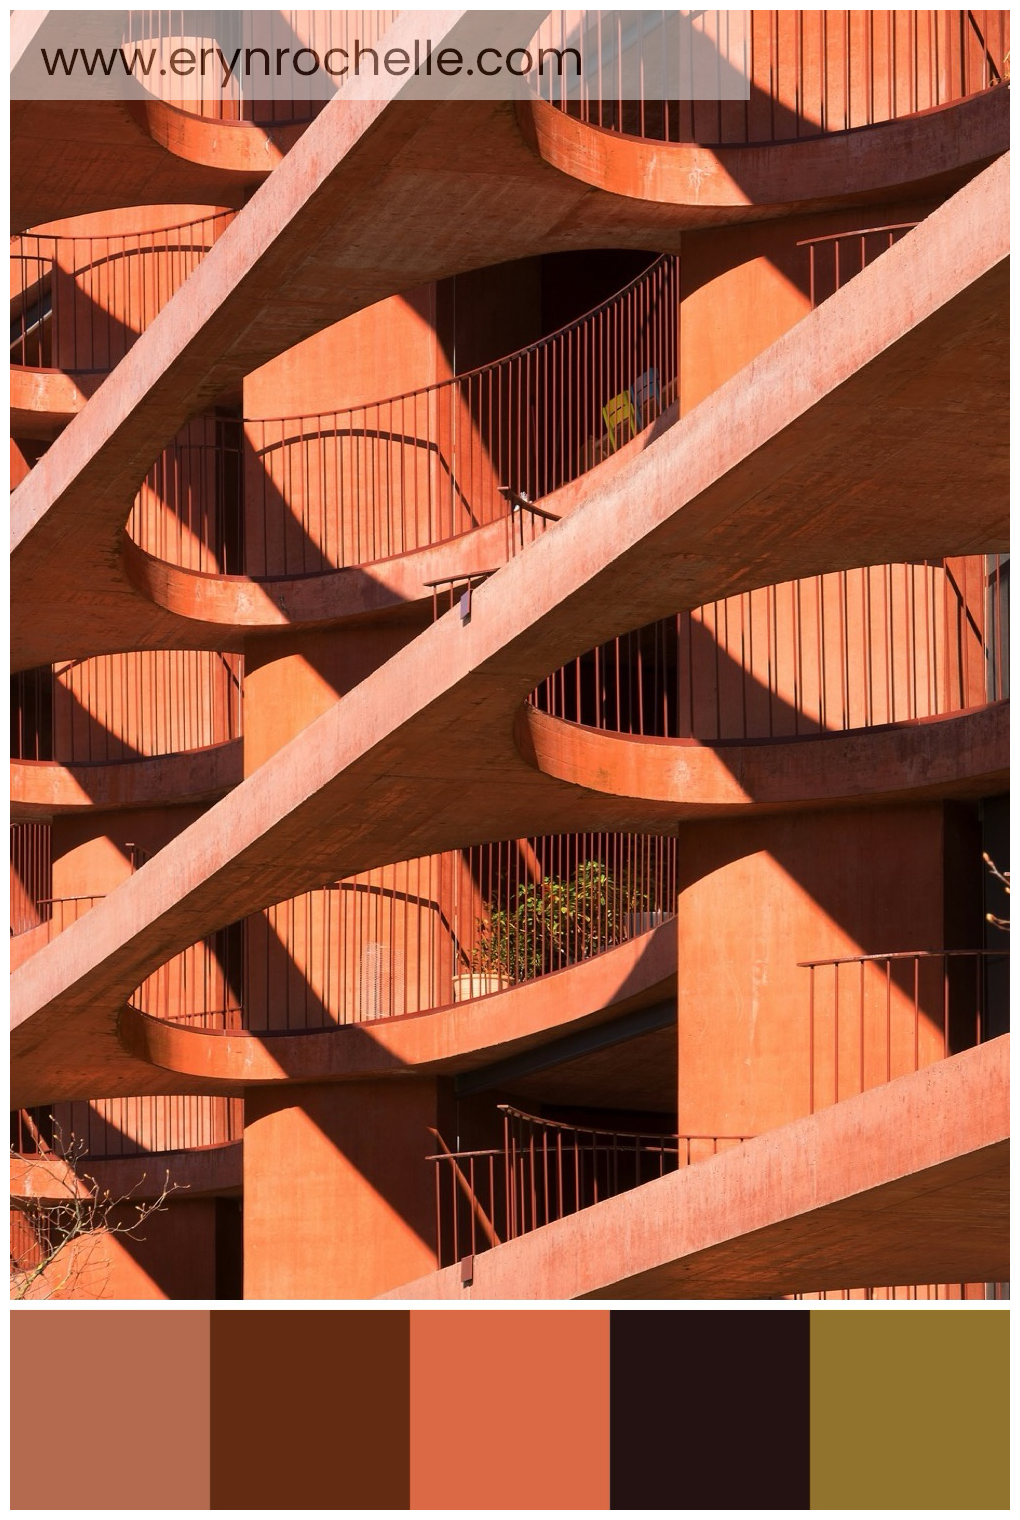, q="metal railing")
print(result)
[9,822,52,936]
[790,1284,1003,1300]
[130,832,678,1032]
[11,1097,243,1159]
[801,222,918,306]
[533,10,1008,144]
[530,555,1007,741]
[11,651,243,764]
[127,412,245,574]
[10,212,233,373]
[11,892,107,943]
[126,256,680,576]
[122,10,400,126]
[429,1106,750,1267]
[800,949,1009,1111]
